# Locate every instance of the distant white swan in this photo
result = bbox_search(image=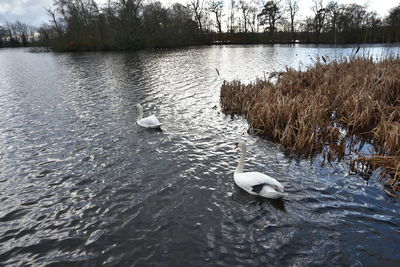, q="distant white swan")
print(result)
[234,141,285,199]
[134,104,162,128]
